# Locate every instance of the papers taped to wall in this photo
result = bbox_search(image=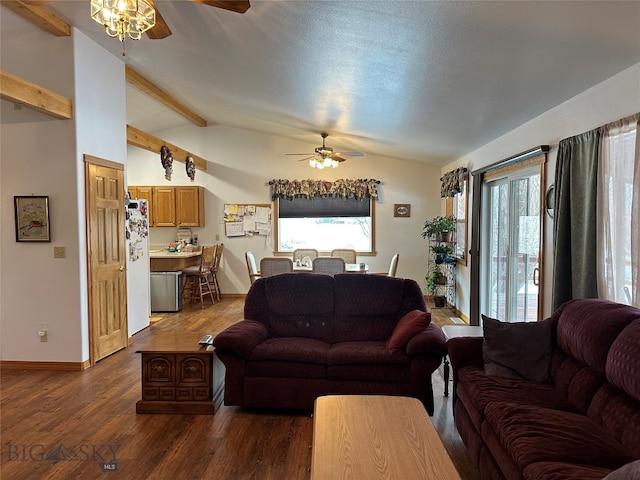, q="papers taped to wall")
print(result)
[224,203,272,237]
